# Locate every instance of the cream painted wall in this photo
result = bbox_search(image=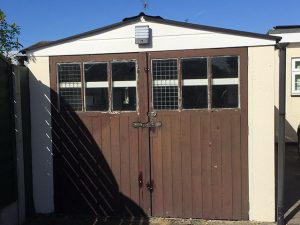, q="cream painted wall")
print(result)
[248,46,275,222]
[27,19,276,57]
[27,56,54,213]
